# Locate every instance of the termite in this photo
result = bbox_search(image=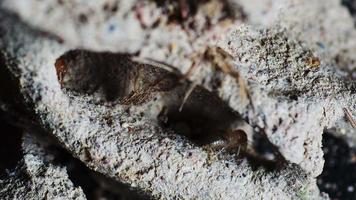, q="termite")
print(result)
[55,50,183,104]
